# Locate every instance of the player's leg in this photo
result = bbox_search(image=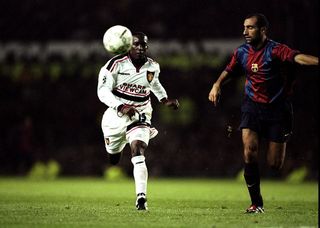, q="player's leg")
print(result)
[127,126,151,210]
[101,108,128,165]
[266,100,292,176]
[103,131,127,166]
[131,140,148,195]
[104,136,122,165]
[103,136,126,165]
[239,97,264,213]
[131,140,148,210]
[267,142,286,170]
[242,128,264,213]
